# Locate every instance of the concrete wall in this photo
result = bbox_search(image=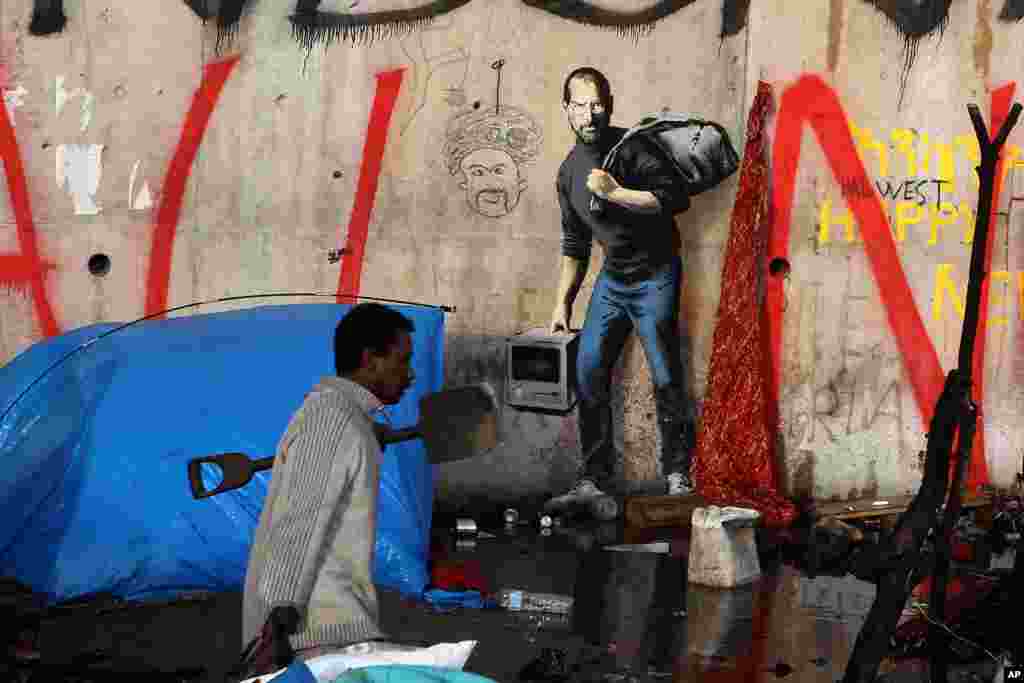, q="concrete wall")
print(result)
[1,0,1023,504]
